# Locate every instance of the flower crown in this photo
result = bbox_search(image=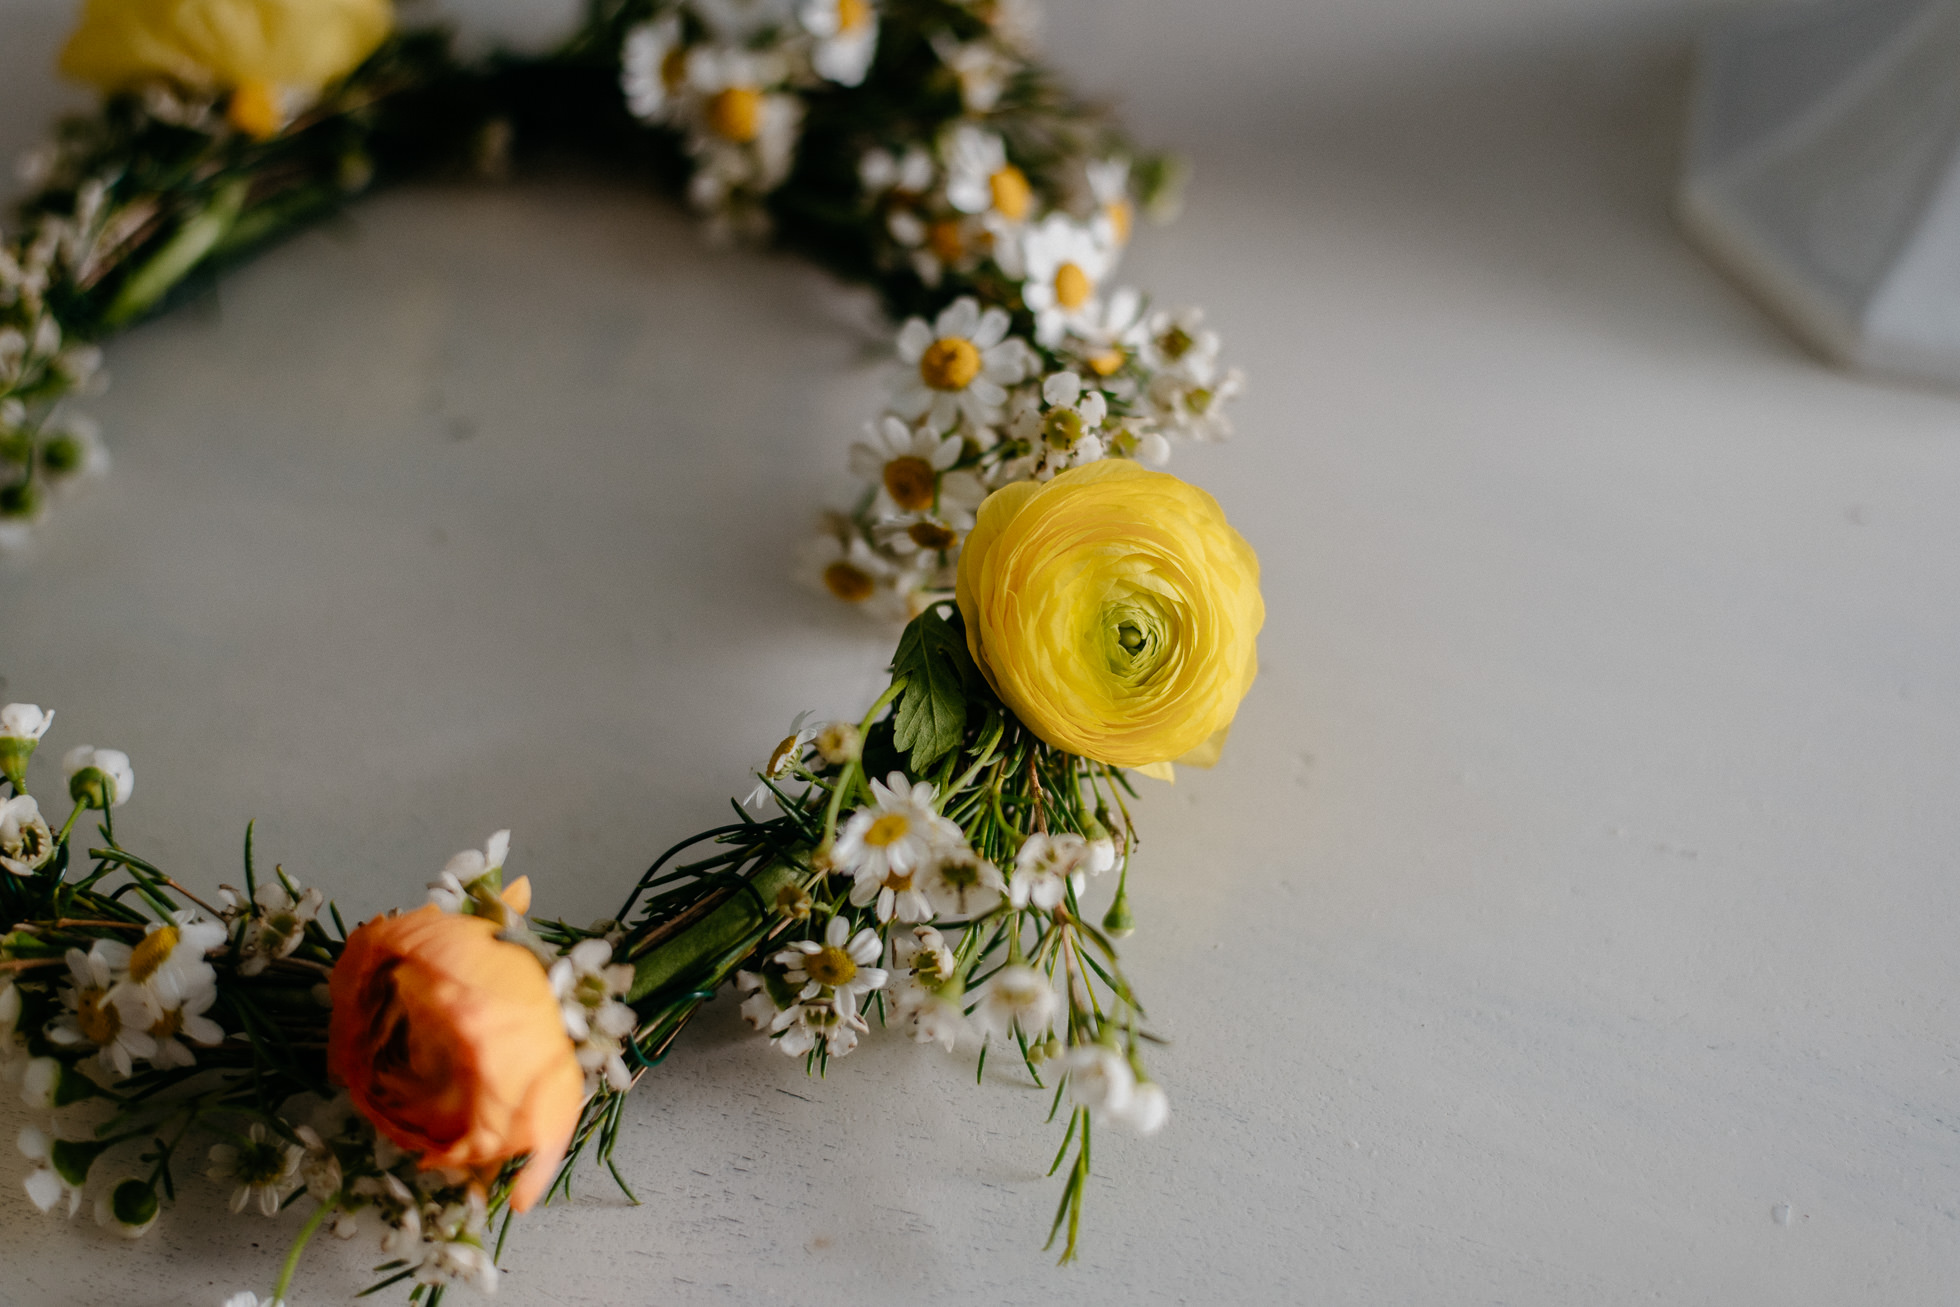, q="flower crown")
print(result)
[0,0,1262,1301]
